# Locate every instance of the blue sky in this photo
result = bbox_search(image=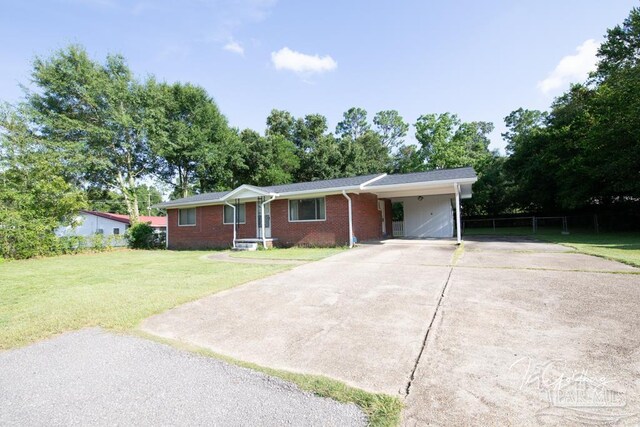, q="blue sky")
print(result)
[0,0,636,152]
